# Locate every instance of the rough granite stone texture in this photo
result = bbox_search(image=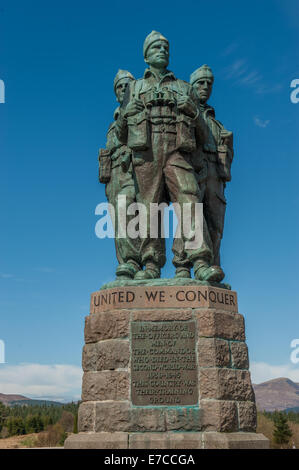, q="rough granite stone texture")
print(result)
[82,371,129,401]
[92,403,206,433]
[202,432,269,449]
[78,401,95,432]
[230,341,249,369]
[195,309,245,340]
[238,401,257,432]
[129,432,203,449]
[82,340,129,371]
[64,432,129,449]
[199,368,255,401]
[200,399,238,432]
[65,431,269,449]
[95,403,167,433]
[165,407,202,431]
[197,337,230,367]
[132,308,193,322]
[95,401,130,432]
[130,407,166,432]
[74,297,262,446]
[84,310,129,343]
